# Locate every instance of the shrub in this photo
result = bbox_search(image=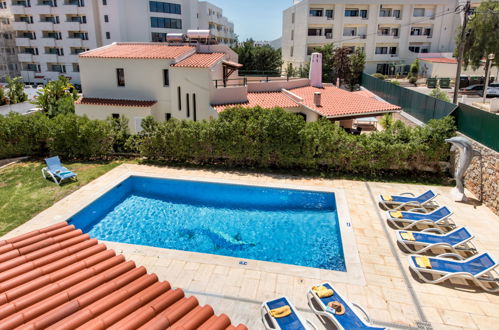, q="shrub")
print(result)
[0,86,8,106]
[409,76,418,86]
[389,80,401,86]
[371,73,386,80]
[429,87,451,103]
[5,76,27,104]
[47,114,114,159]
[0,112,50,159]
